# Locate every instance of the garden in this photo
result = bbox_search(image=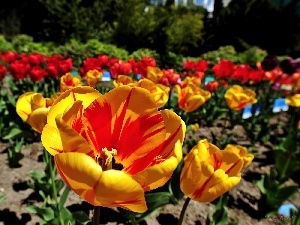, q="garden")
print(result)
[1,0,300,225]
